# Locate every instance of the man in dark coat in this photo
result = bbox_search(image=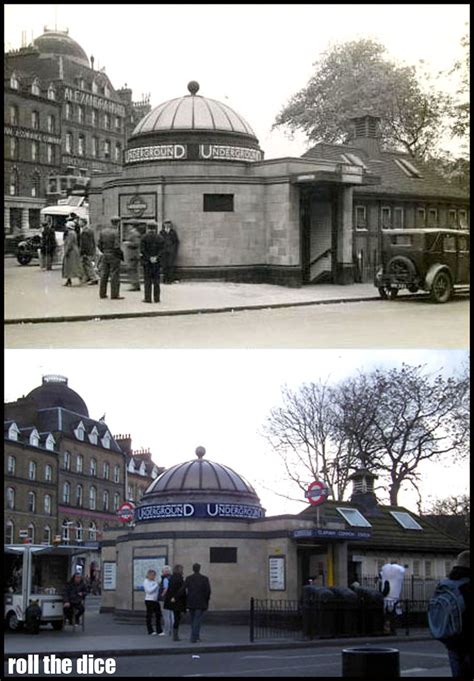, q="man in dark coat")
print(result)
[442,550,471,678]
[179,563,211,643]
[79,219,99,285]
[140,221,164,303]
[63,572,87,625]
[159,220,179,283]
[40,221,57,270]
[97,216,124,299]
